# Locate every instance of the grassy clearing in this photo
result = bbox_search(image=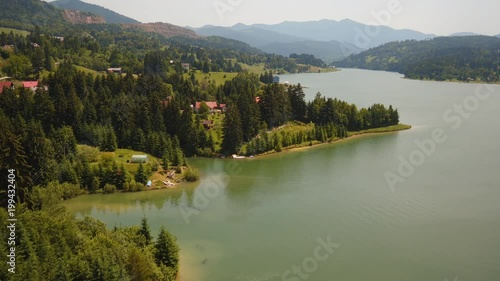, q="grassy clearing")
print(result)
[186,71,238,86]
[347,124,412,137]
[240,63,266,74]
[74,65,99,76]
[206,113,225,152]
[0,27,30,36]
[86,147,158,174]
